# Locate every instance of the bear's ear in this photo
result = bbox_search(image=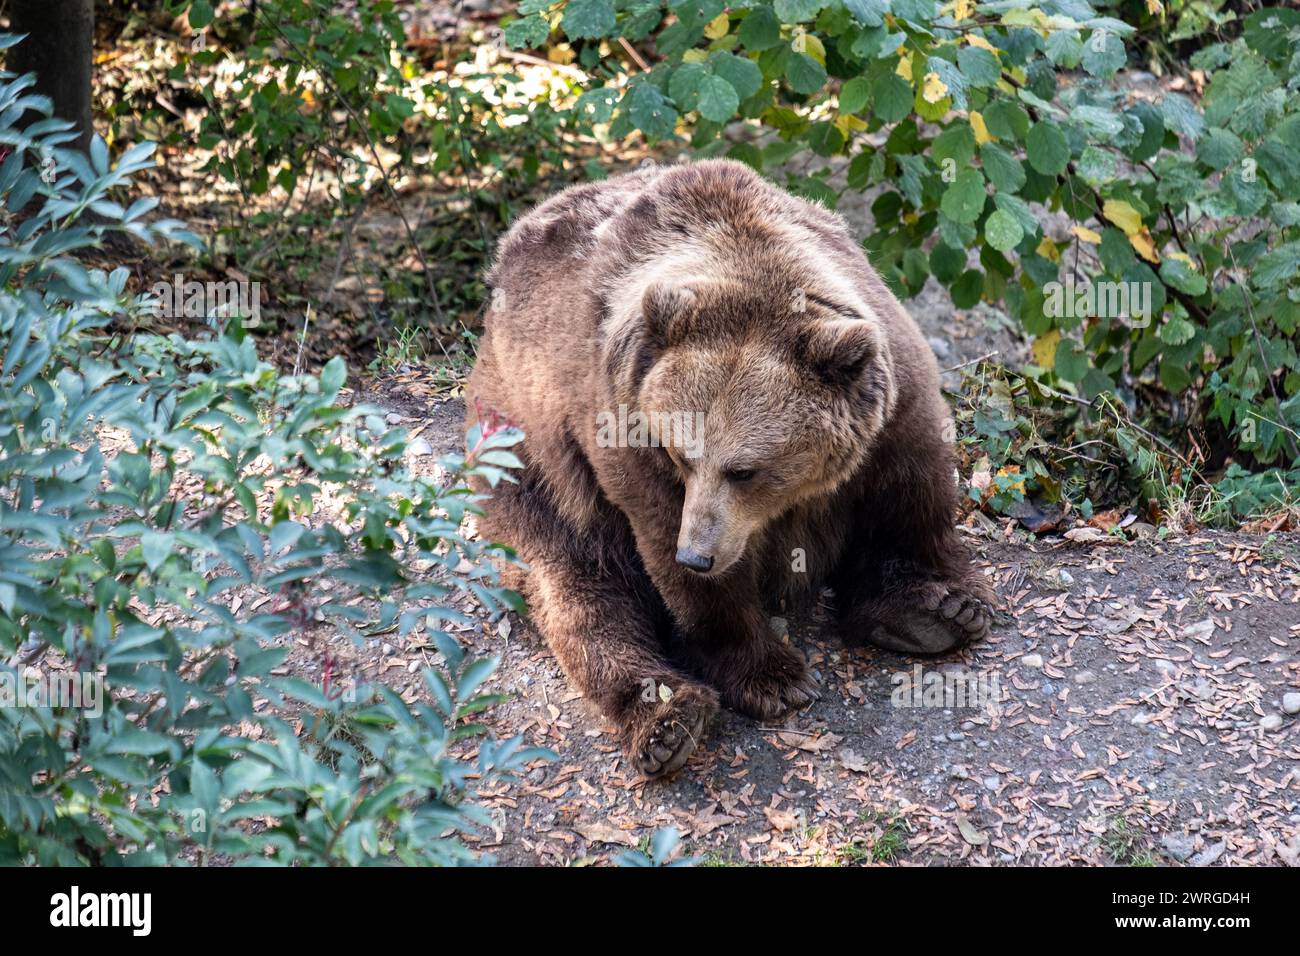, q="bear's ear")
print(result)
[641,282,698,347]
[803,318,880,387]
